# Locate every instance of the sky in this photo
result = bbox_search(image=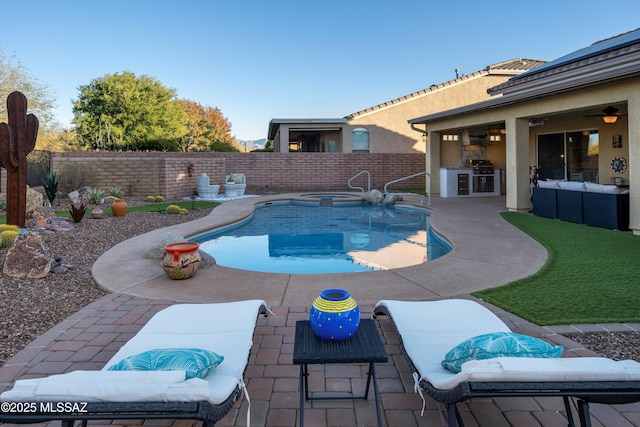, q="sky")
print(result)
[1,0,640,142]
